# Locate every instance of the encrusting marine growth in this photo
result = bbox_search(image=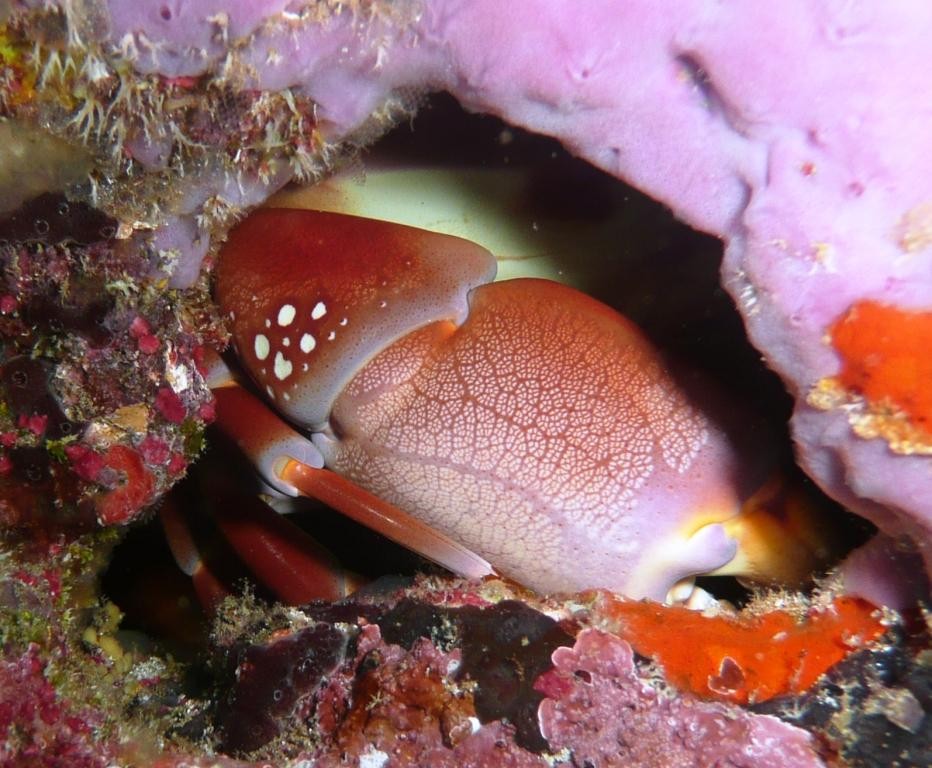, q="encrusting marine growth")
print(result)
[824,300,932,453]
